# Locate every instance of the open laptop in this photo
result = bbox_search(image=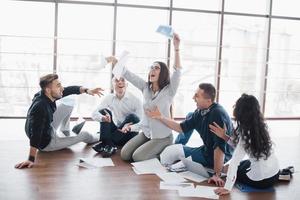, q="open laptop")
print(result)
[180,157,210,178]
